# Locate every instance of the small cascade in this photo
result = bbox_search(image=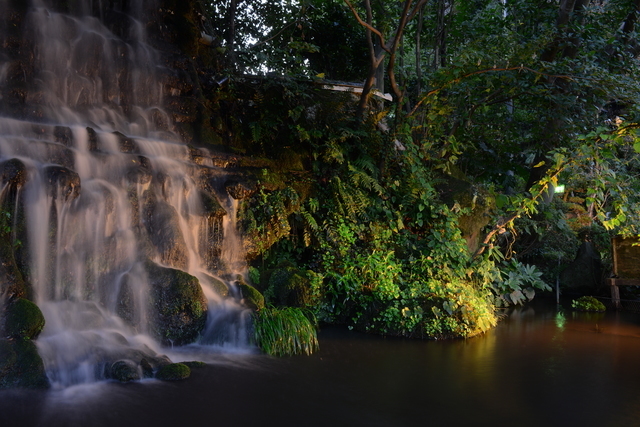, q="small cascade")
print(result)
[0,1,253,388]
